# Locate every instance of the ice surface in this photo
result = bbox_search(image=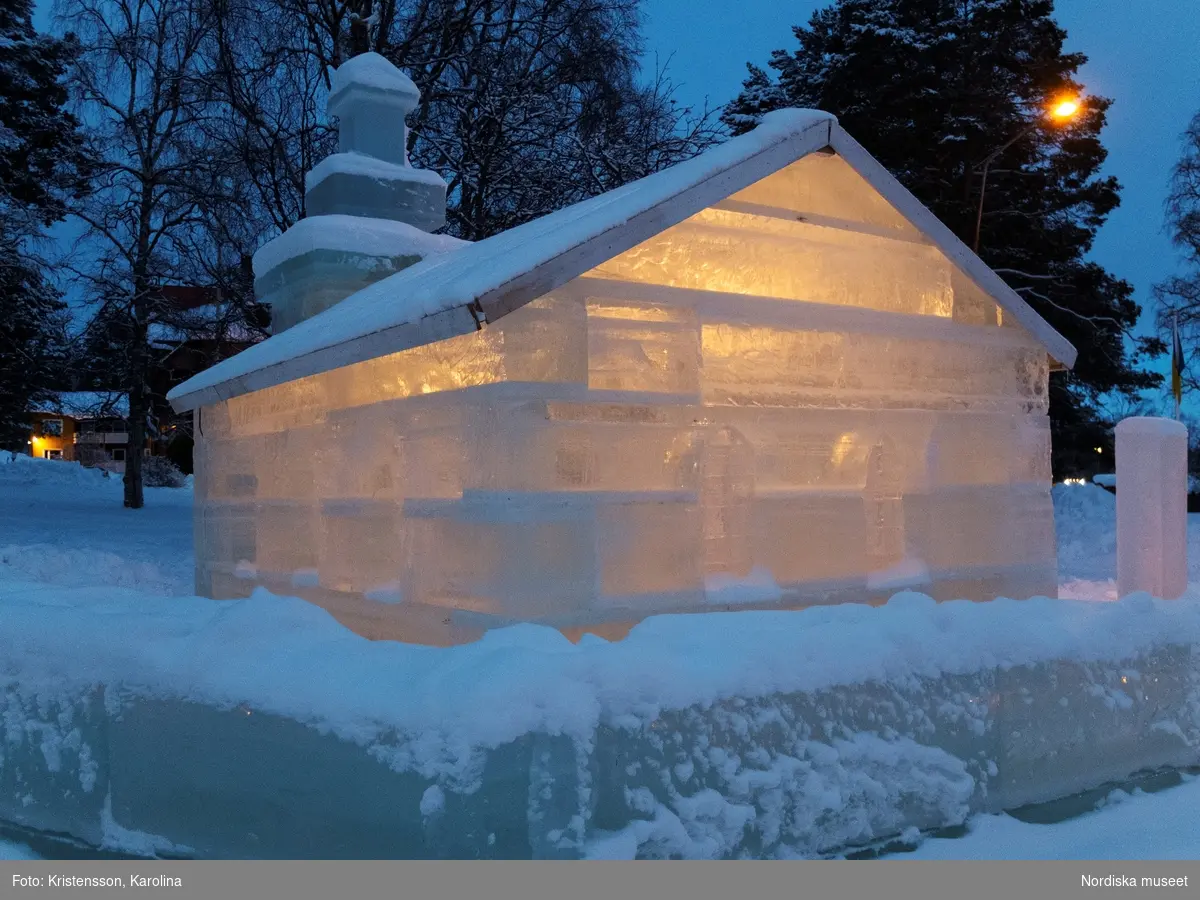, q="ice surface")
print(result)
[0,840,39,860]
[326,53,419,169]
[1117,417,1188,600]
[250,49,453,336]
[192,254,1056,632]
[169,109,1070,408]
[252,215,467,277]
[182,107,1061,637]
[726,150,920,237]
[592,214,956,315]
[305,152,448,194]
